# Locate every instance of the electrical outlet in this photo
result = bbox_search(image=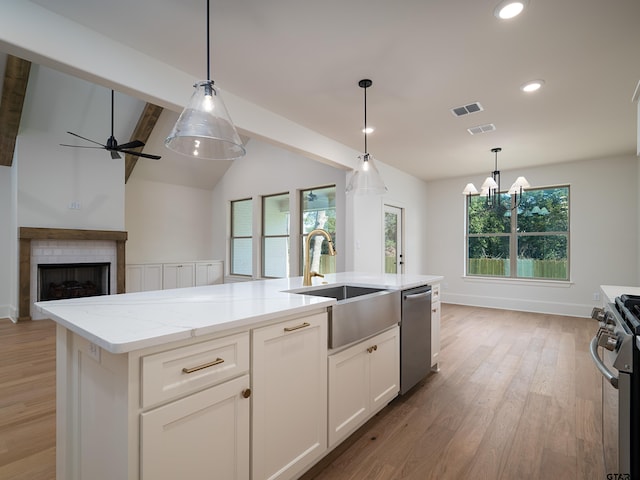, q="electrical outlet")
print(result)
[68,201,81,210]
[592,292,600,301]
